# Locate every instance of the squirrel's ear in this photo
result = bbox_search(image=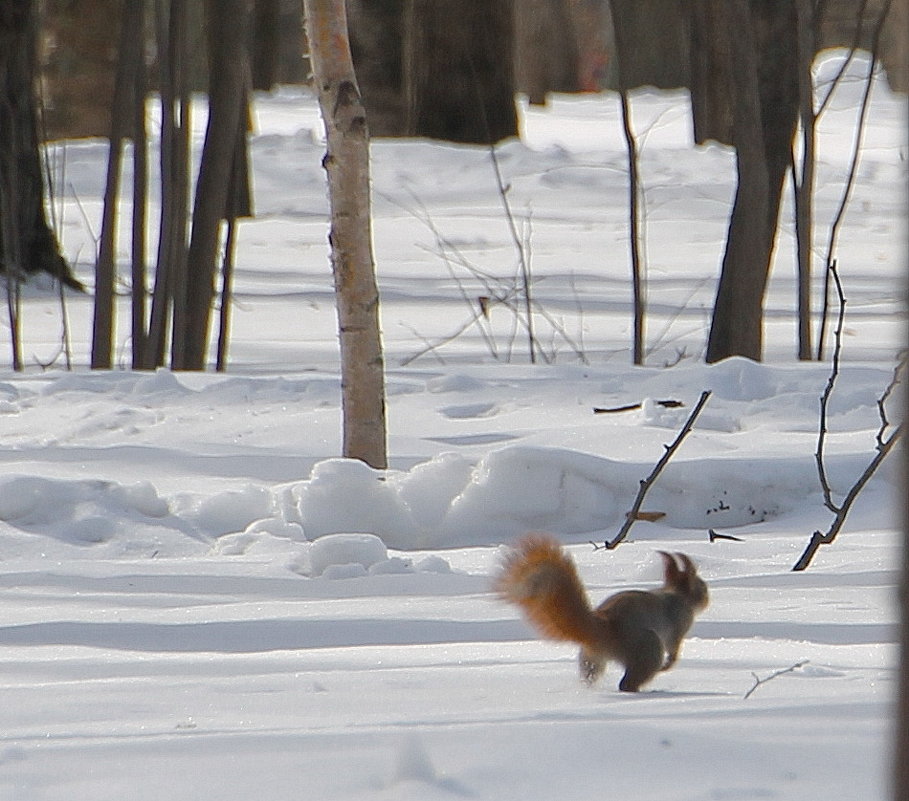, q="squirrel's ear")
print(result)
[657,550,681,585]
[674,552,697,576]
